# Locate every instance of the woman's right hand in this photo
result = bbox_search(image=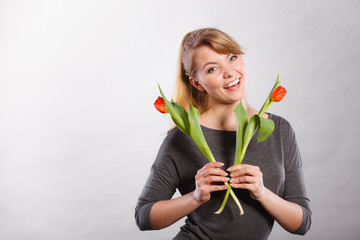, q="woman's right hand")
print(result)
[193,162,230,203]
